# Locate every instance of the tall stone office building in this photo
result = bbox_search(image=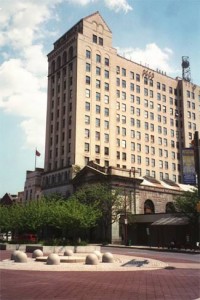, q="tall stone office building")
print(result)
[42,11,200,196]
